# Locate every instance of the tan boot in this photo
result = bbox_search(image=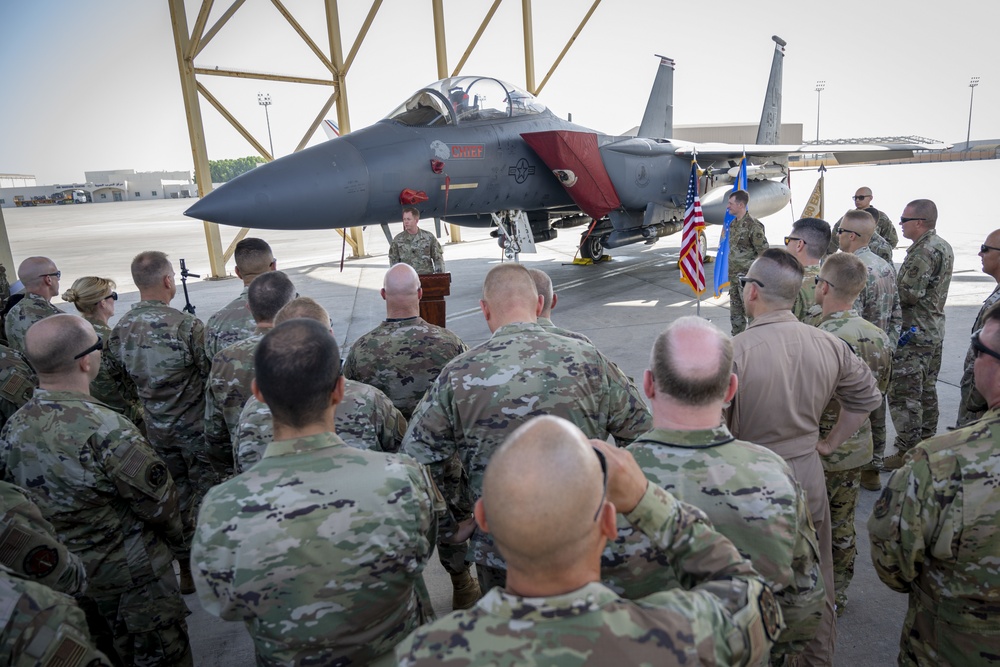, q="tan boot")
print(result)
[450,568,482,610]
[882,452,908,471]
[860,469,881,491]
[178,559,196,595]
